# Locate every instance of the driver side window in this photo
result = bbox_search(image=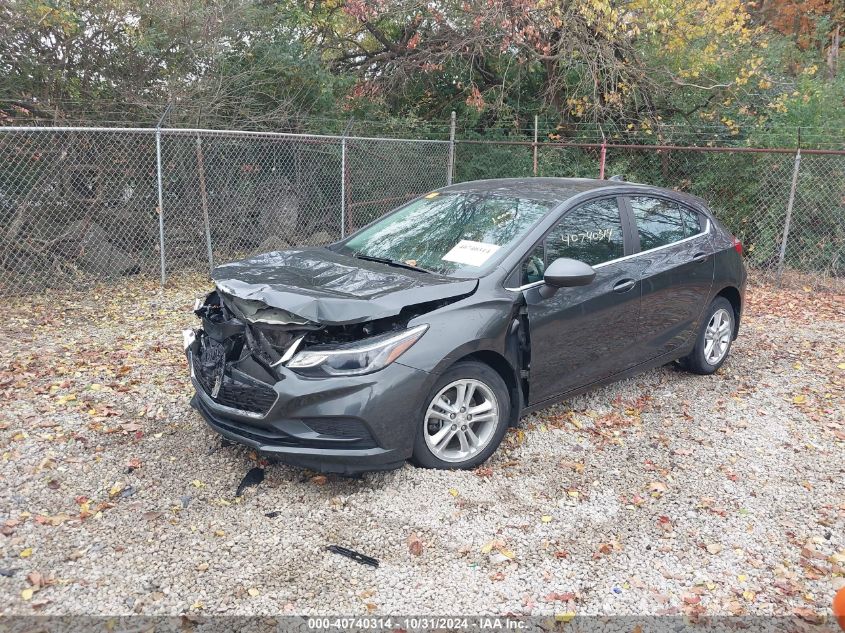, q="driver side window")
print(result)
[520,197,624,284]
